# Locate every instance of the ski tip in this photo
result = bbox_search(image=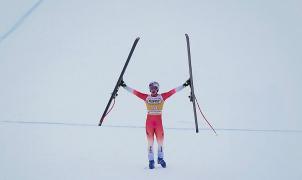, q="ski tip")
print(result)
[136,37,140,40]
[185,33,189,38]
[98,121,103,126]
